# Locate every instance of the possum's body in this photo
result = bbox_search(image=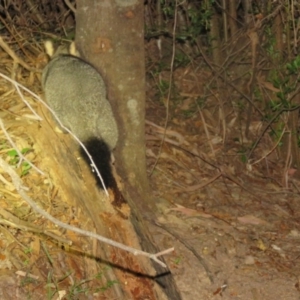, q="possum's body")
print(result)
[42,48,118,150]
[42,41,118,189]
